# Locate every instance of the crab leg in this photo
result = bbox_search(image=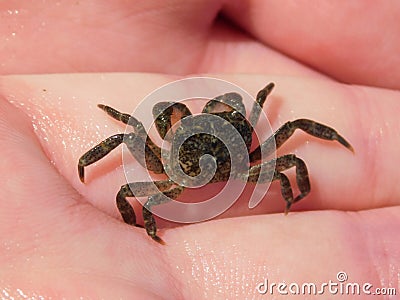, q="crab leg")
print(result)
[78,132,164,183]
[142,186,185,244]
[98,104,161,160]
[250,118,354,162]
[78,134,124,182]
[98,104,146,137]
[116,180,173,225]
[78,104,171,182]
[245,154,310,214]
[248,82,275,128]
[116,180,184,244]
